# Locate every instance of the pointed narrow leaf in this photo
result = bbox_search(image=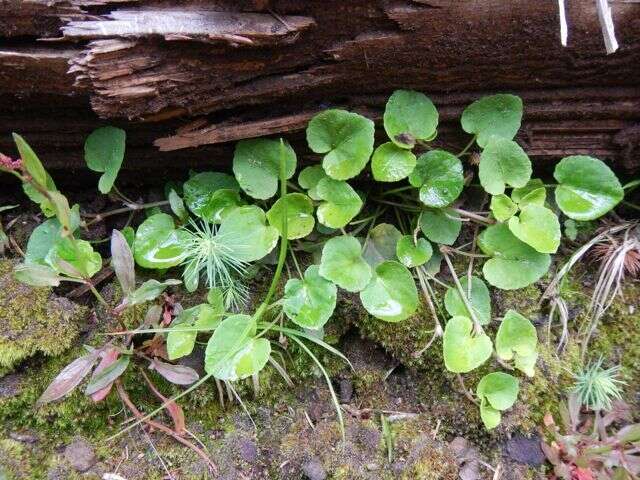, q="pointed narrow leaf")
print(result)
[111,229,135,295]
[85,355,130,396]
[150,359,199,385]
[89,348,120,402]
[36,352,99,406]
